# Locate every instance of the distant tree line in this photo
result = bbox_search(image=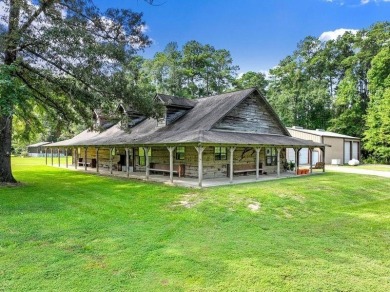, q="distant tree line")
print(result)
[124,22,389,162]
[125,40,268,99]
[8,18,389,164]
[267,22,389,163]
